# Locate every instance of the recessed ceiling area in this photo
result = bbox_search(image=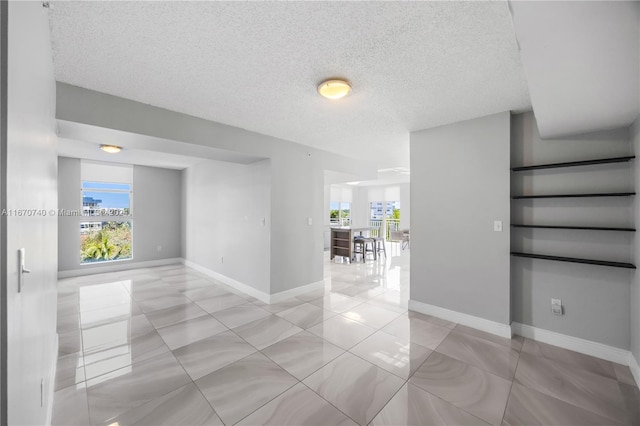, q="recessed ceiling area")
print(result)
[57,120,267,169]
[48,1,532,168]
[58,138,205,170]
[510,1,639,138]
